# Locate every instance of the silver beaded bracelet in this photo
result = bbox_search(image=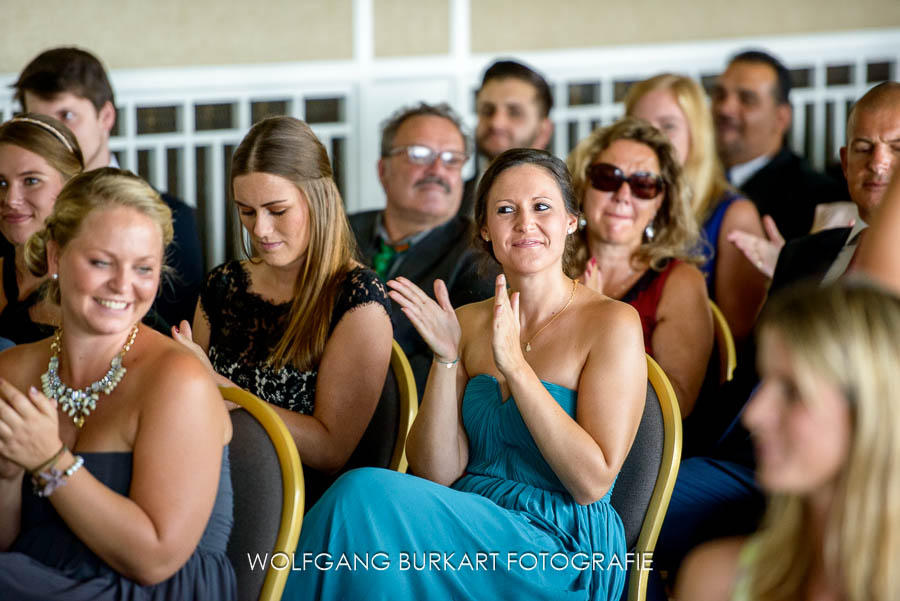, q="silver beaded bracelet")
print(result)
[32,455,85,498]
